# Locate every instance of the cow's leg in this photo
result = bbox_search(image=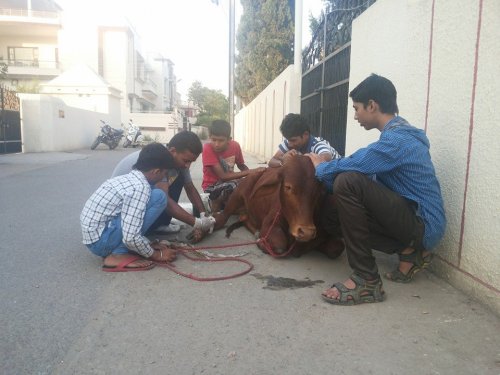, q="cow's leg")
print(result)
[213,192,246,231]
[319,236,345,259]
